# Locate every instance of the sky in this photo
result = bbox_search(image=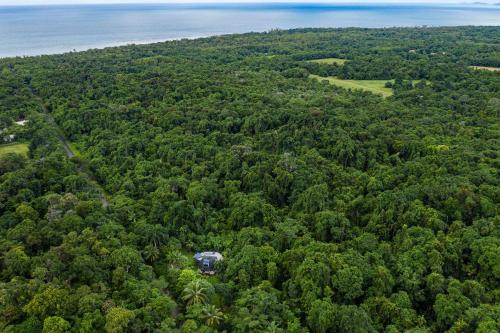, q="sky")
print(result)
[0,0,497,5]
